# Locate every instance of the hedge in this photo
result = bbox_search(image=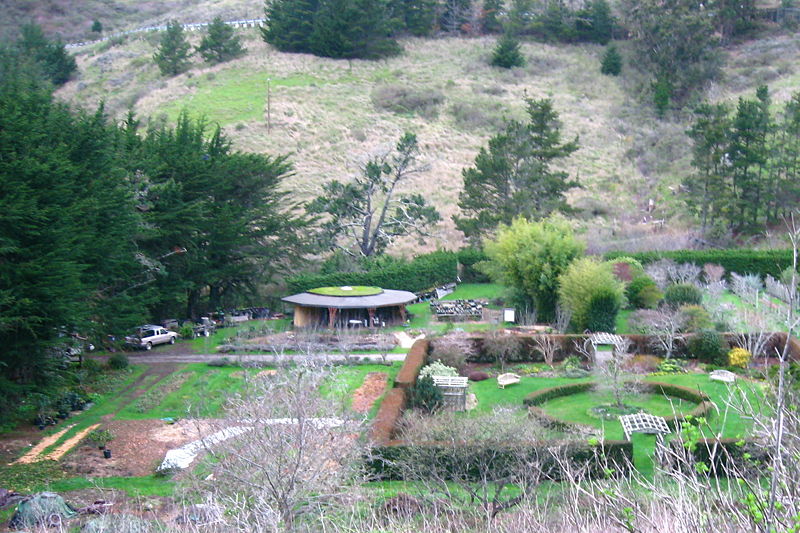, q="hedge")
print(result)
[605,249,794,280]
[641,381,713,429]
[456,248,491,283]
[394,339,429,389]
[668,437,769,478]
[287,251,458,294]
[367,439,633,481]
[370,388,407,444]
[523,382,594,407]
